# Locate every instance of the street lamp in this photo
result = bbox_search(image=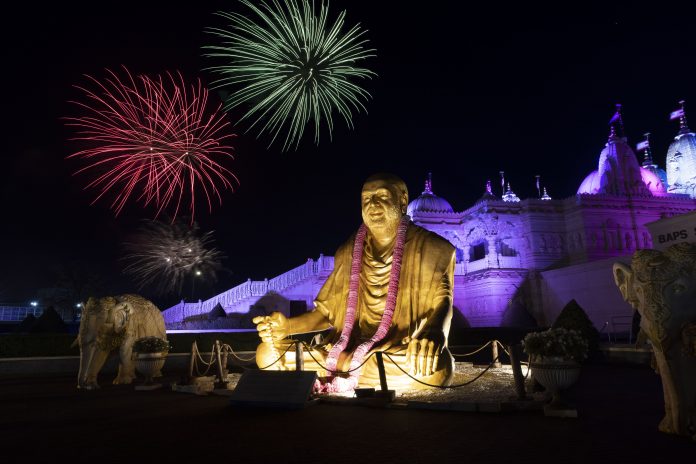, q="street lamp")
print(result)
[30,301,38,307]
